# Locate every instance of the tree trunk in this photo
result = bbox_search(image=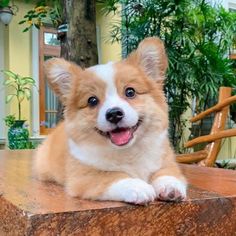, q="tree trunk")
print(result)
[57,0,98,121]
[63,0,98,67]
